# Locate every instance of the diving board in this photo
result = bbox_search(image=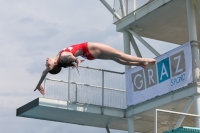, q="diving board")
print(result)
[17,98,127,130]
[16,82,200,133]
